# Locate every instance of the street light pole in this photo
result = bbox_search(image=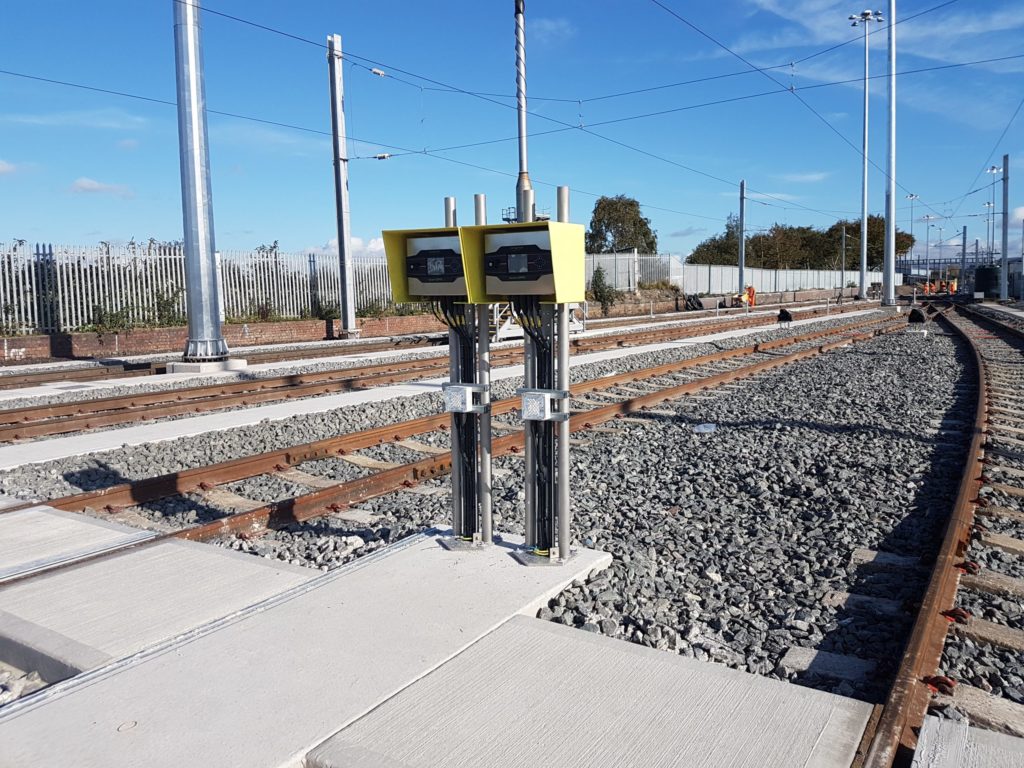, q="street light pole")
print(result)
[1001,154,1010,301]
[906,193,918,264]
[883,0,896,306]
[984,201,995,261]
[849,9,884,300]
